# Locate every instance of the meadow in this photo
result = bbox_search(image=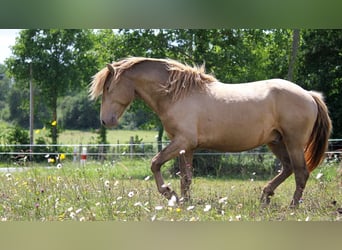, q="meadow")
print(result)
[57,129,159,145]
[0,156,341,222]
